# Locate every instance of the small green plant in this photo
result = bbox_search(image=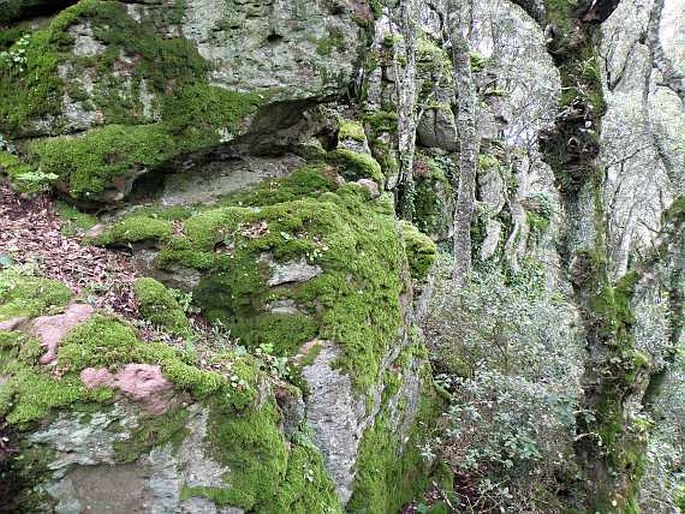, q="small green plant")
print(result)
[0,34,30,73]
[469,51,489,73]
